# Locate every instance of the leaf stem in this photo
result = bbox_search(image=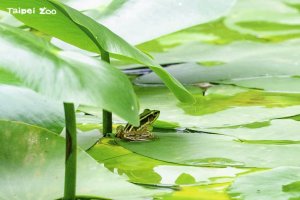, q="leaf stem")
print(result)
[63,102,77,200]
[101,50,112,136]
